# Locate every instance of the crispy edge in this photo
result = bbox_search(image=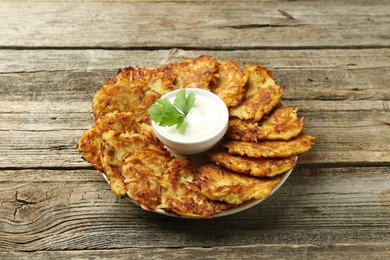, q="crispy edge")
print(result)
[227,107,304,142]
[92,82,159,121]
[209,150,296,177]
[100,132,162,196]
[122,147,173,210]
[229,85,284,122]
[169,55,218,90]
[93,66,177,120]
[223,133,316,158]
[159,158,230,218]
[197,163,282,205]
[210,60,248,107]
[77,111,140,171]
